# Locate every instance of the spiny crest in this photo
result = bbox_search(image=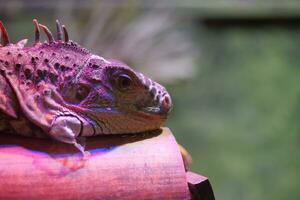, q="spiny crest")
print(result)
[33,19,69,43]
[0,21,10,46]
[0,19,72,46]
